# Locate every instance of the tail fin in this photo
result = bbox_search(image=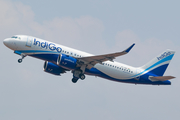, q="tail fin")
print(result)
[140,49,175,76]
